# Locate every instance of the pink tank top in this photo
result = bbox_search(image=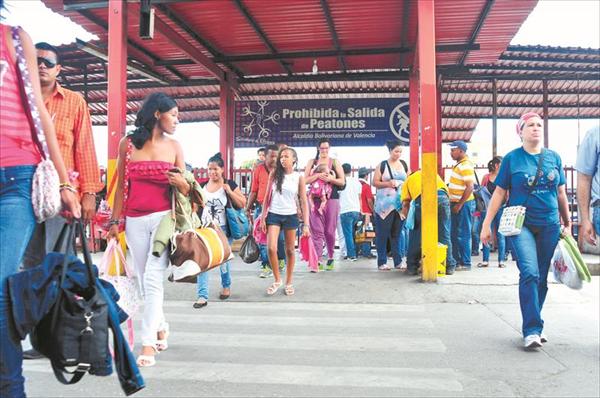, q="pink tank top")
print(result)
[124,161,173,217]
[0,24,41,167]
